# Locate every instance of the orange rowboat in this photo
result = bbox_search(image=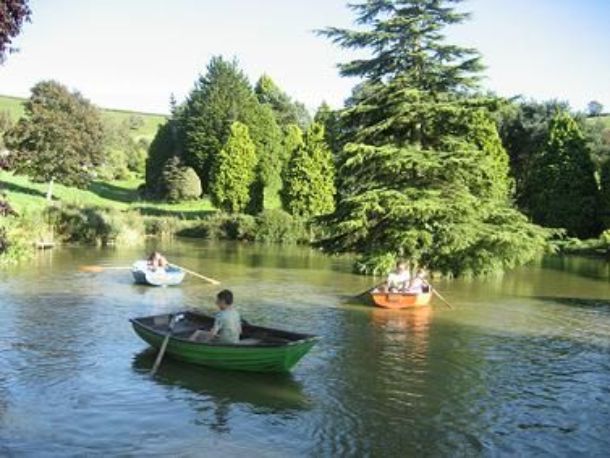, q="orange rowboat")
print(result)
[370,291,432,309]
